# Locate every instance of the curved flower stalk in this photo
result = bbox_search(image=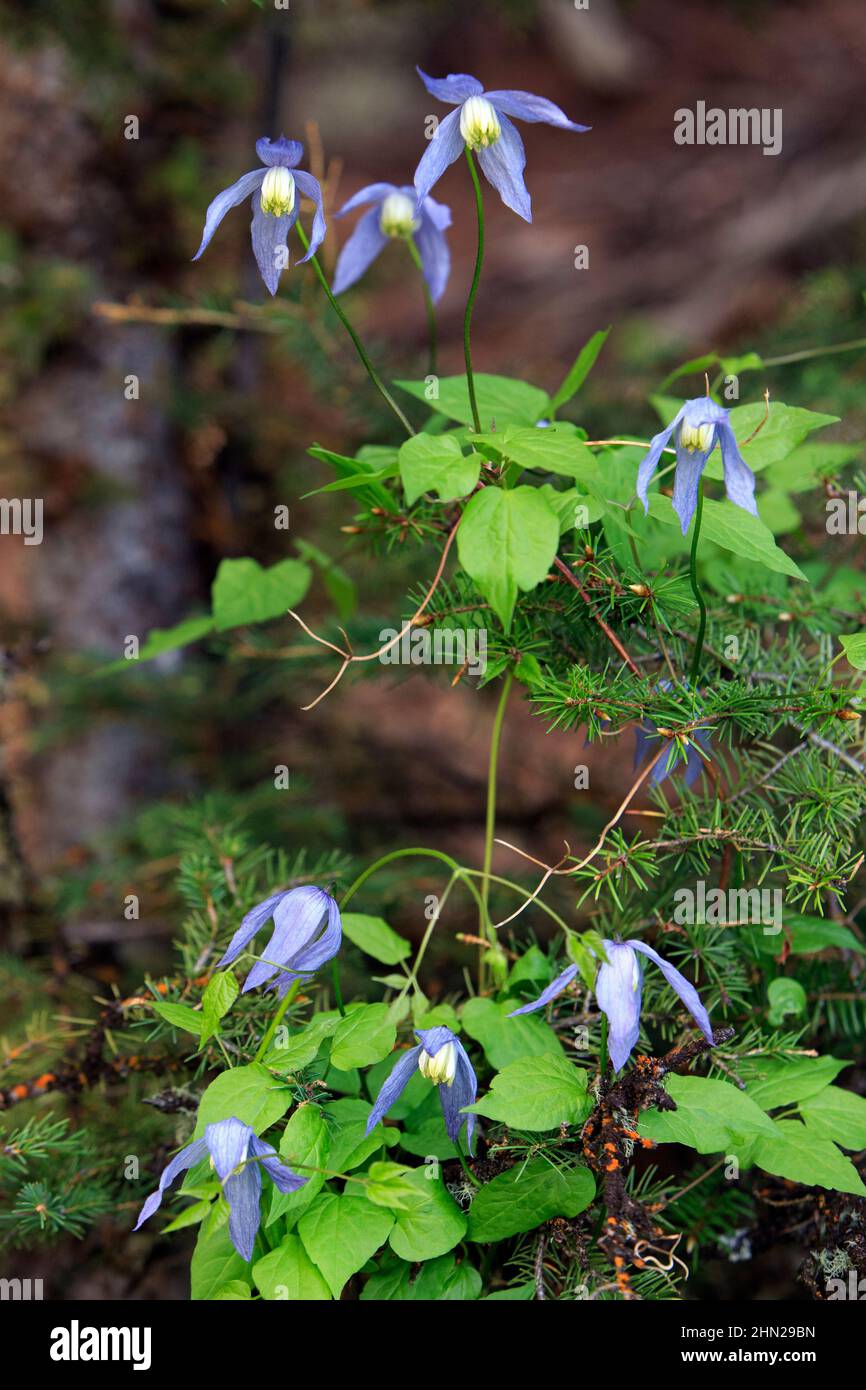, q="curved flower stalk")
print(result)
[333,183,451,302]
[509,939,714,1072]
[219,885,341,998]
[134,1117,306,1261]
[193,136,326,296]
[413,69,589,221]
[636,397,757,534]
[365,1026,477,1153]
